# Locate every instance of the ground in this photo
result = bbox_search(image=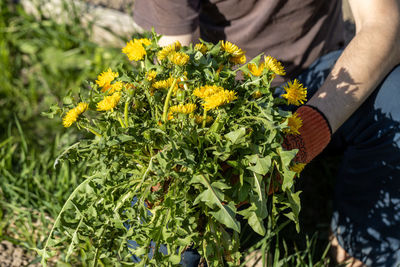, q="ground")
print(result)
[0,241,40,267]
